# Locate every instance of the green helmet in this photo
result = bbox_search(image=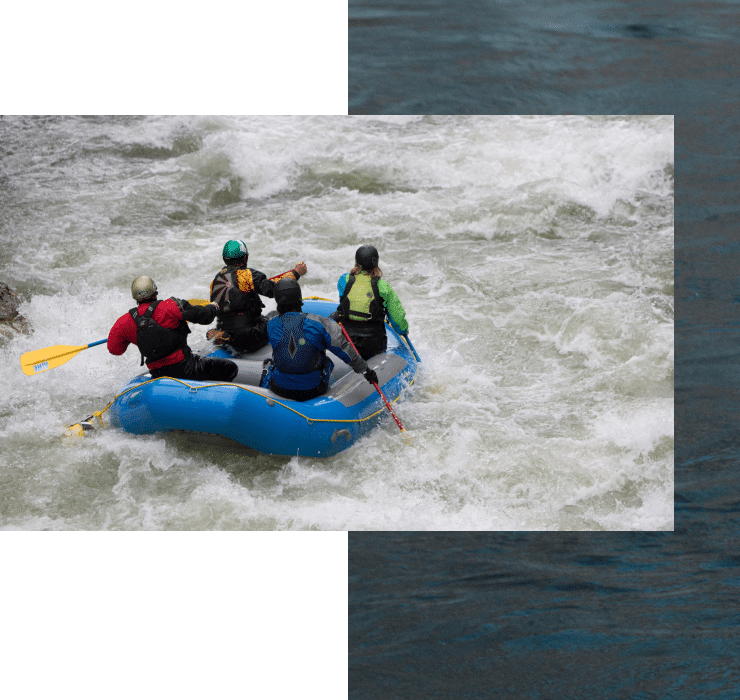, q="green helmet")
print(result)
[223,239,248,261]
[131,276,157,302]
